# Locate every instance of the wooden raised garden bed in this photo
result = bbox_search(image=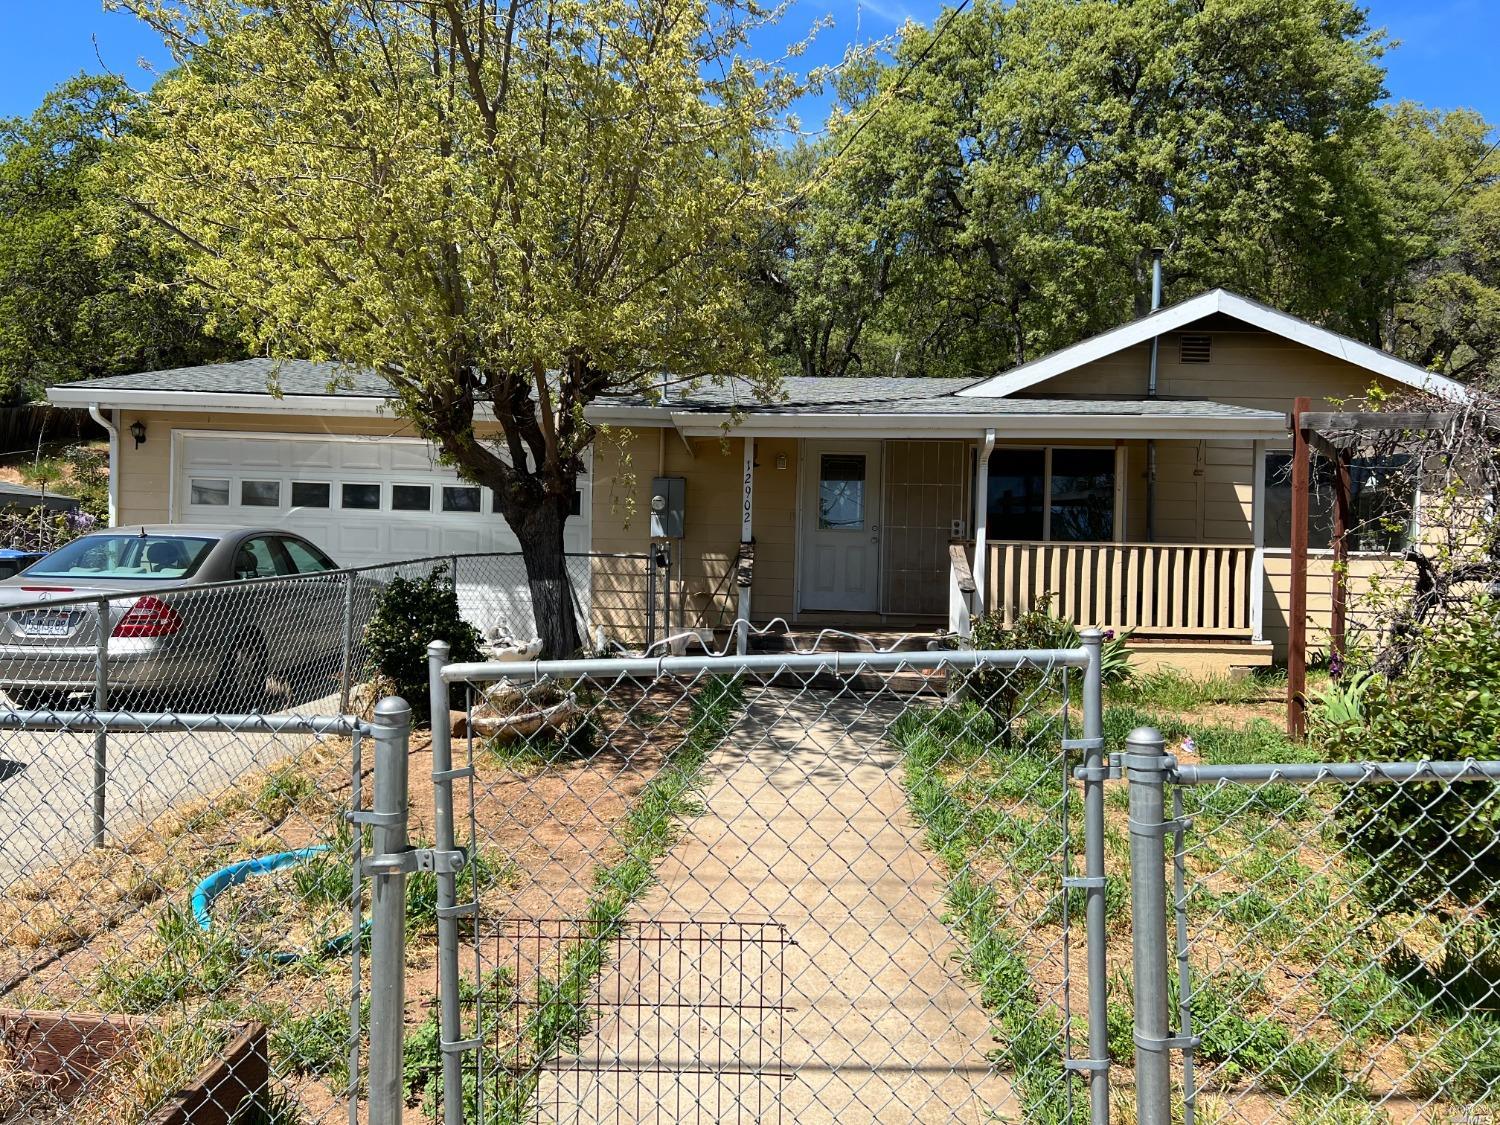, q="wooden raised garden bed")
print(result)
[0,1009,267,1124]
